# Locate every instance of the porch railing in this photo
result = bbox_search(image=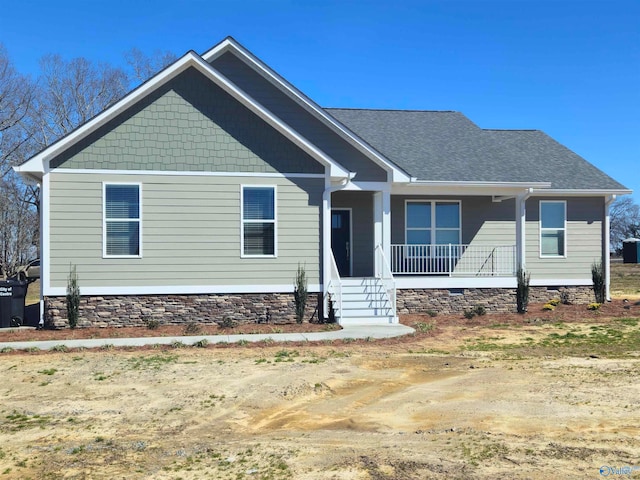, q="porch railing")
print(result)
[326,251,342,319]
[390,244,516,276]
[375,244,397,319]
